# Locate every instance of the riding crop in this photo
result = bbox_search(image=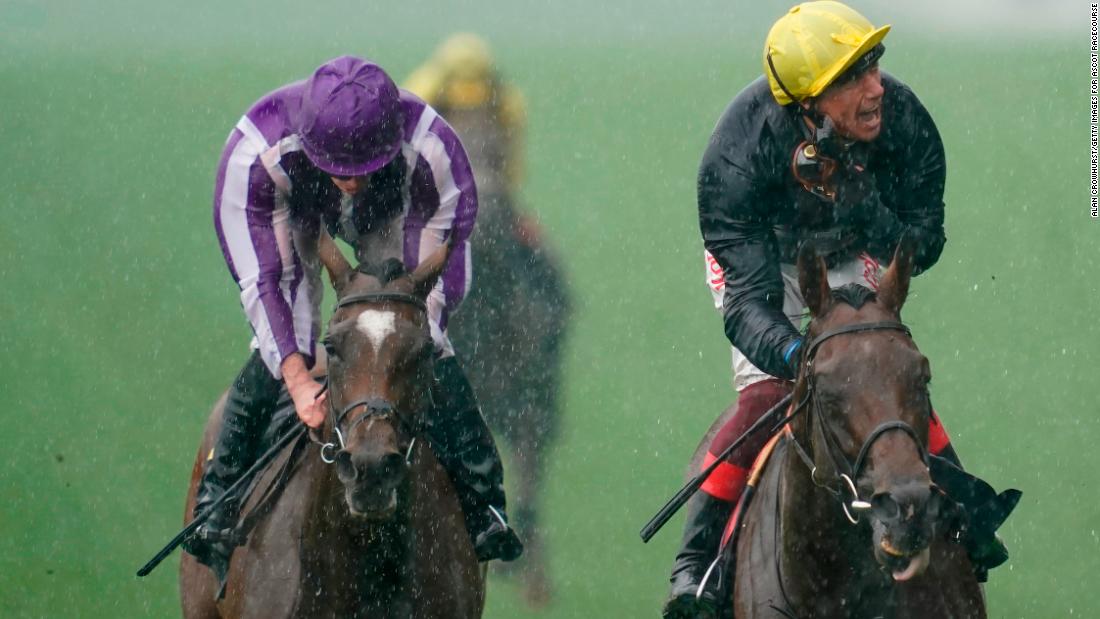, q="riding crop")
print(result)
[136,423,307,577]
[639,393,792,543]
